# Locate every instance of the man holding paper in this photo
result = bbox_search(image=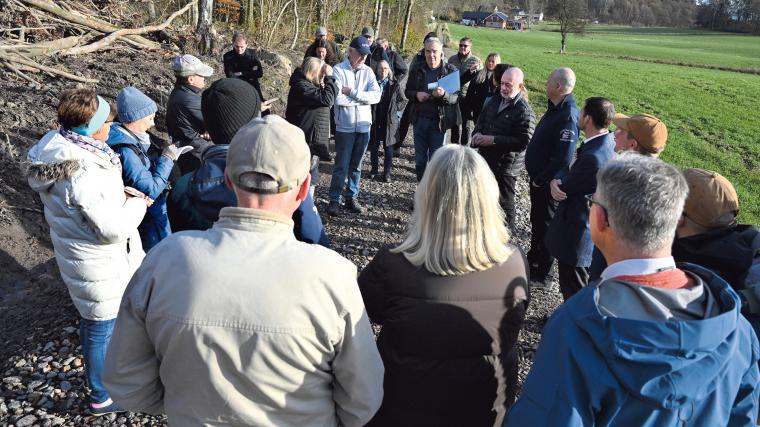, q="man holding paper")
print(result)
[404,37,460,181]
